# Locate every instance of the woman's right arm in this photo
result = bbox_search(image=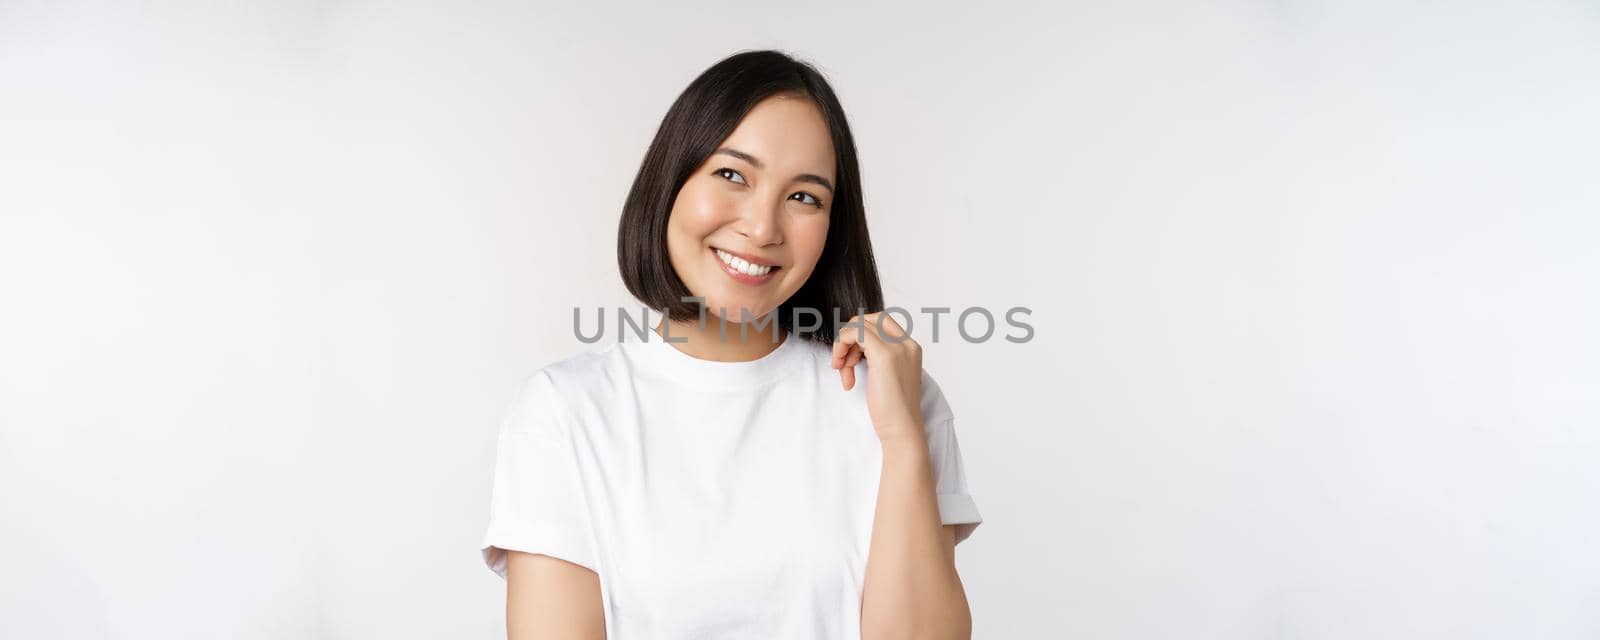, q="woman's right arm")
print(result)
[504,550,606,639]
